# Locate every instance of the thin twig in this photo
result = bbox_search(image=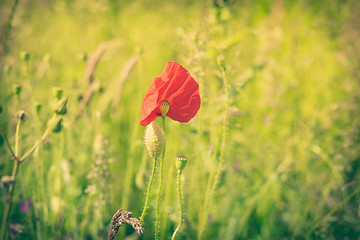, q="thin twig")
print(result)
[0,130,16,159]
